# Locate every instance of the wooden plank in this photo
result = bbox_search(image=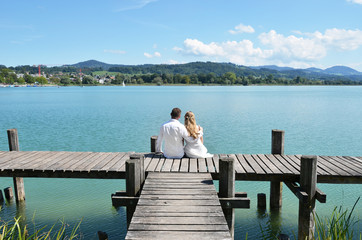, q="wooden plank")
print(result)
[140,194,218,200]
[140,189,216,195]
[179,158,189,172]
[146,155,160,172]
[128,224,229,231]
[147,172,210,178]
[171,158,181,172]
[198,158,207,173]
[58,152,94,171]
[318,156,351,176]
[269,154,298,174]
[99,152,127,171]
[250,154,273,174]
[206,157,215,173]
[2,151,51,170]
[131,216,226,224]
[125,231,231,240]
[243,154,265,174]
[90,152,121,171]
[31,151,72,170]
[35,152,74,171]
[213,154,220,173]
[327,156,362,175]
[189,158,198,172]
[265,154,293,174]
[256,154,282,174]
[0,151,39,169]
[341,156,362,170]
[143,154,153,170]
[228,154,245,174]
[145,178,212,183]
[133,211,224,217]
[134,205,223,213]
[162,159,173,172]
[155,158,165,172]
[235,154,255,174]
[109,152,132,172]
